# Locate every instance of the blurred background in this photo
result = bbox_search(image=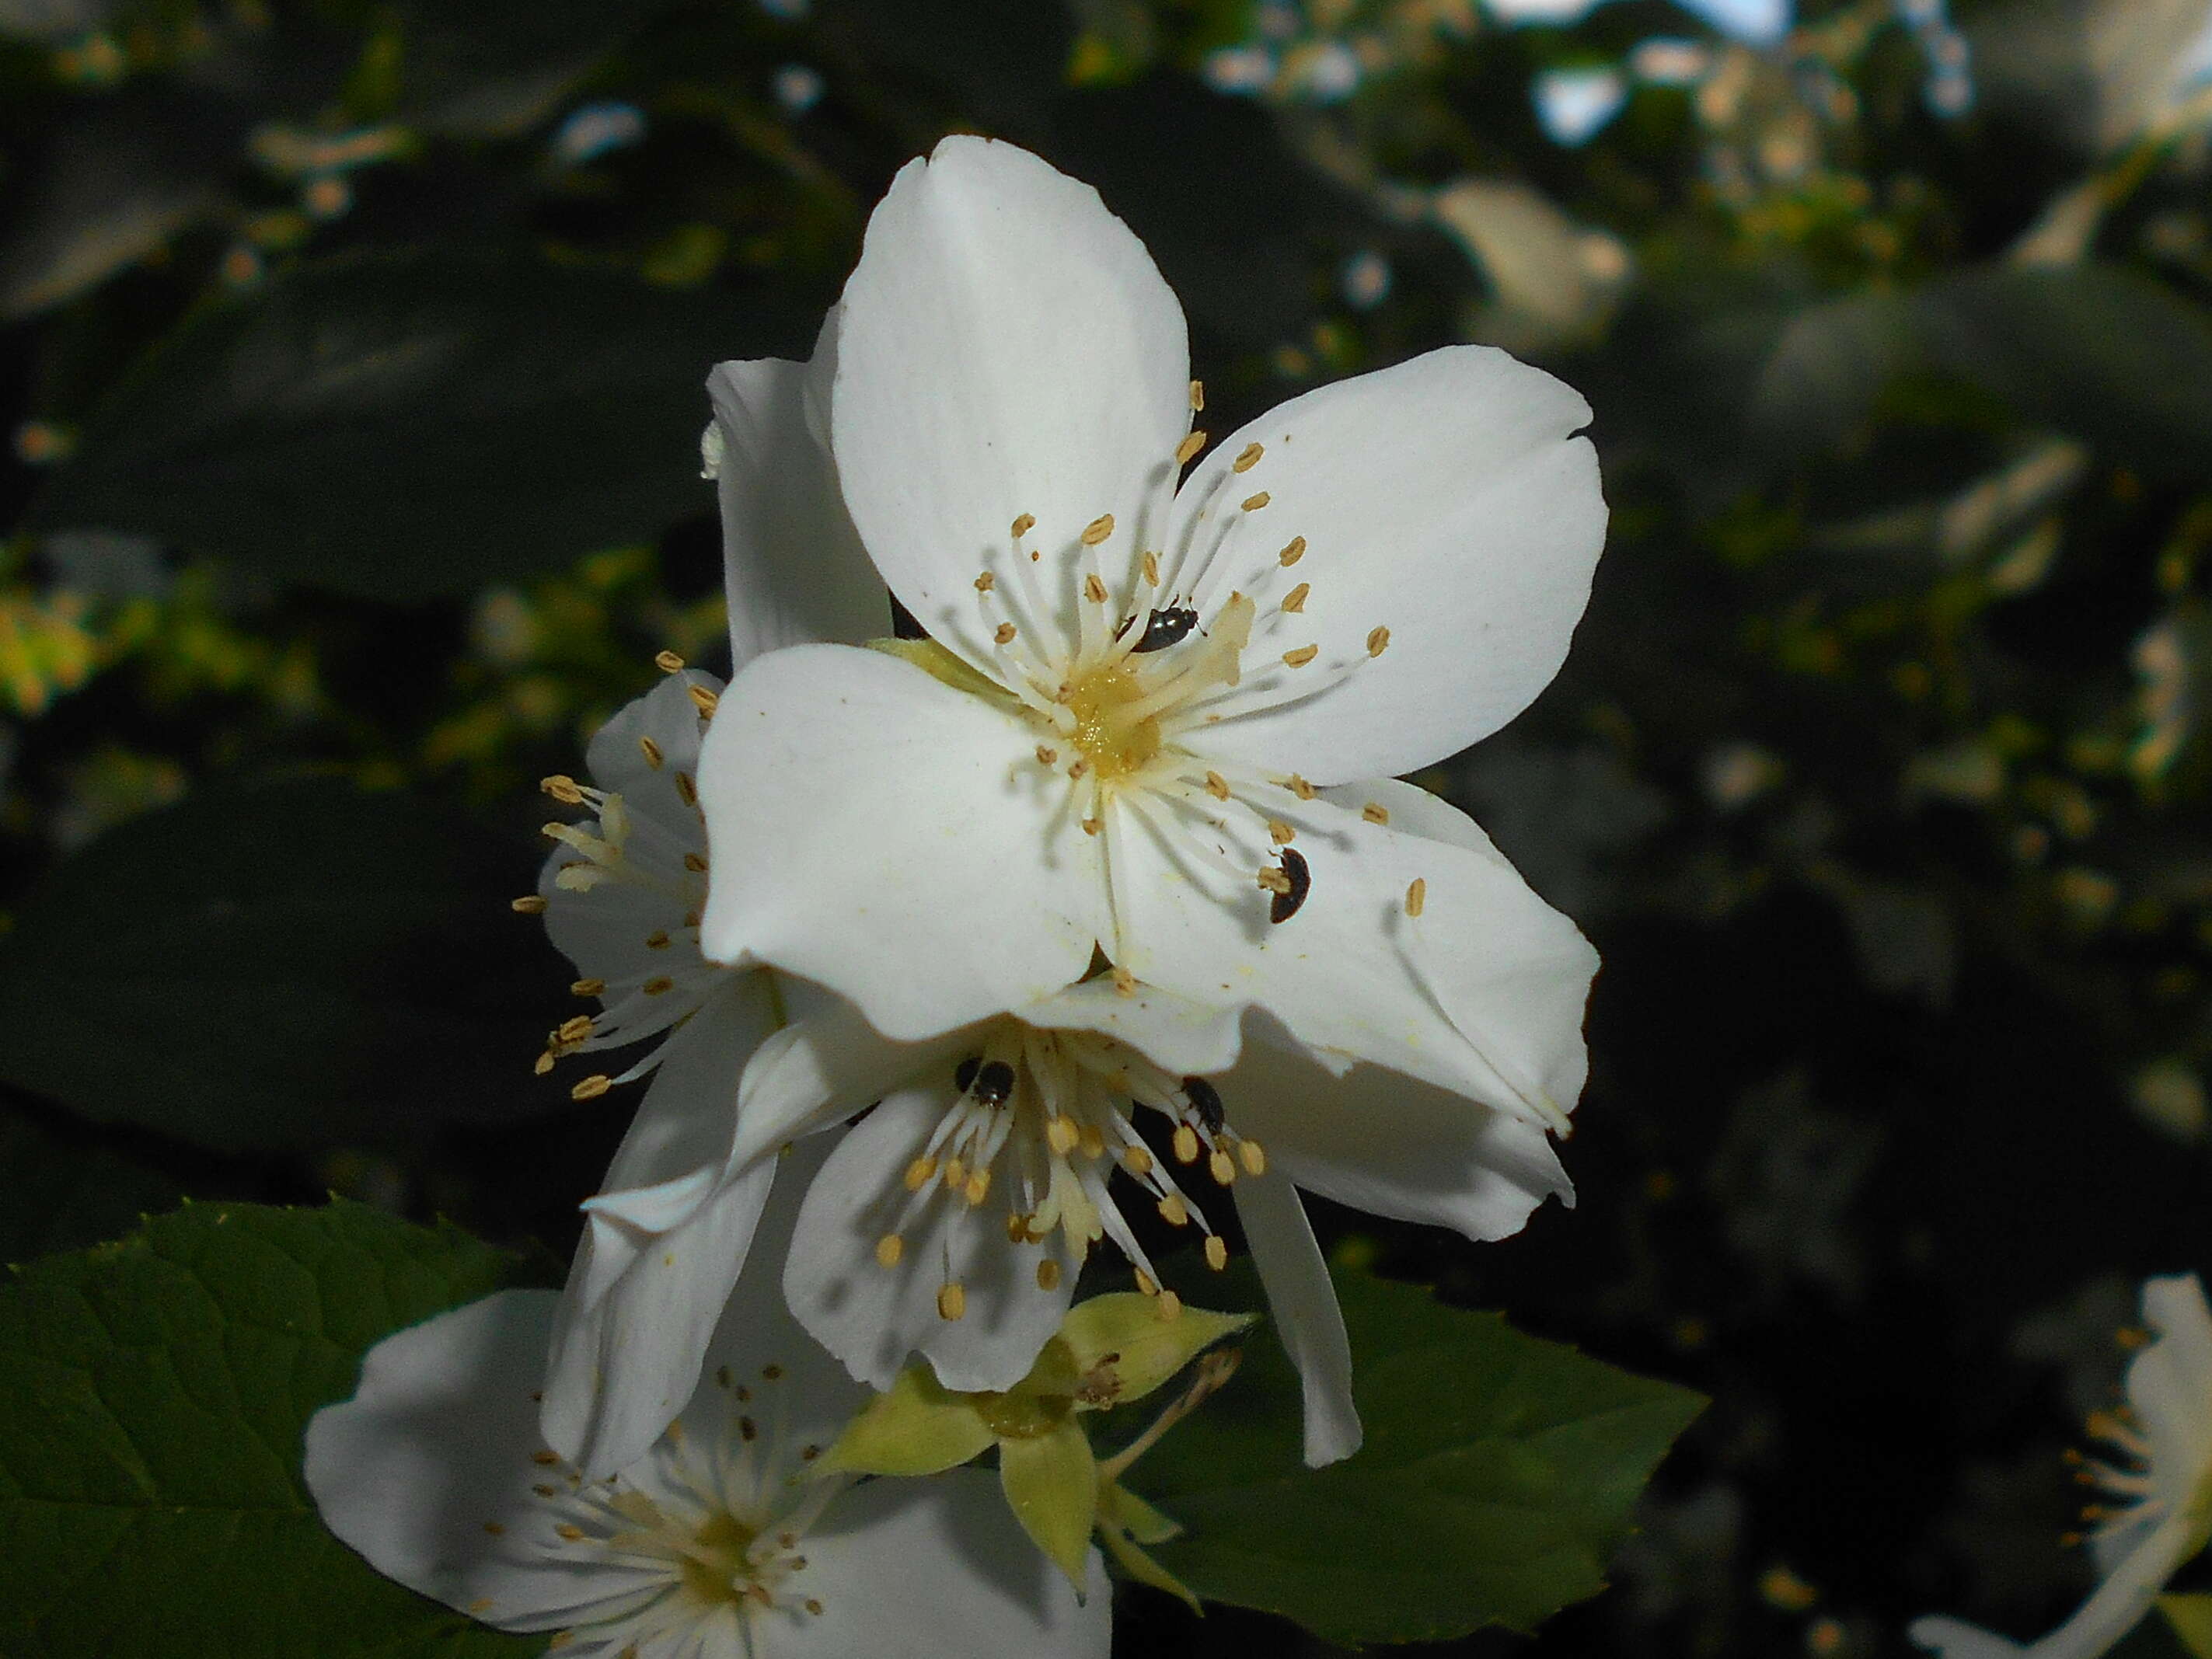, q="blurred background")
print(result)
[2,0,2210,1654]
